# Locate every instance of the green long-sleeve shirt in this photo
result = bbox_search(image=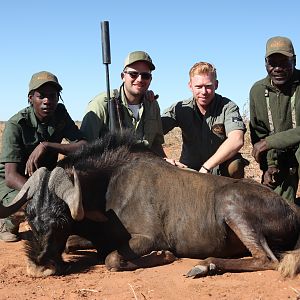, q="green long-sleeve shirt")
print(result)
[0,104,84,201]
[80,85,164,152]
[249,69,300,168]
